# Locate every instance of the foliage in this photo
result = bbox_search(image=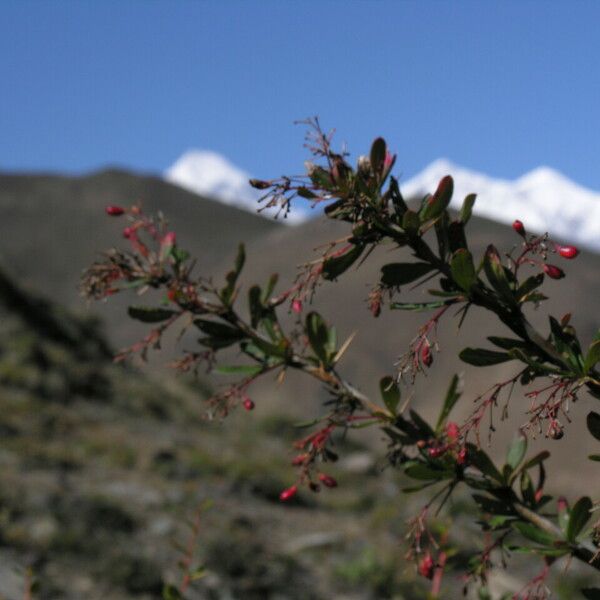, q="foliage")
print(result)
[82,119,600,598]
